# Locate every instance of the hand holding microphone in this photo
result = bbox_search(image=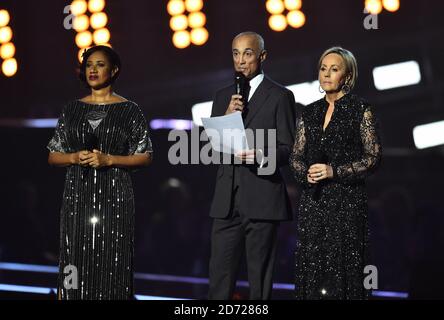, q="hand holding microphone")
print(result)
[225,94,244,115]
[225,71,248,115]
